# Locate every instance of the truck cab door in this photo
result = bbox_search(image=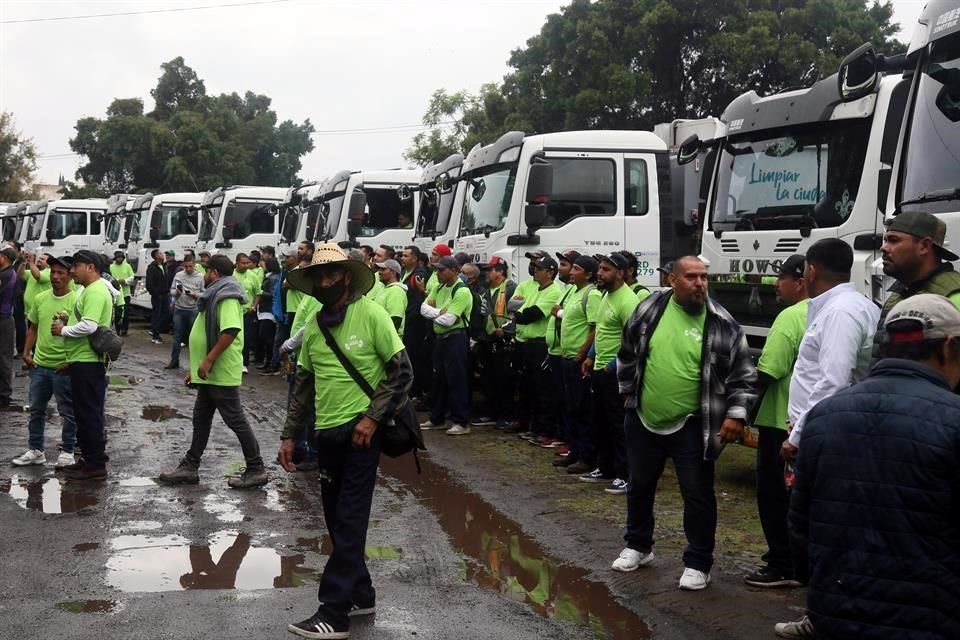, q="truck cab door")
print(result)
[623,152,664,288]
